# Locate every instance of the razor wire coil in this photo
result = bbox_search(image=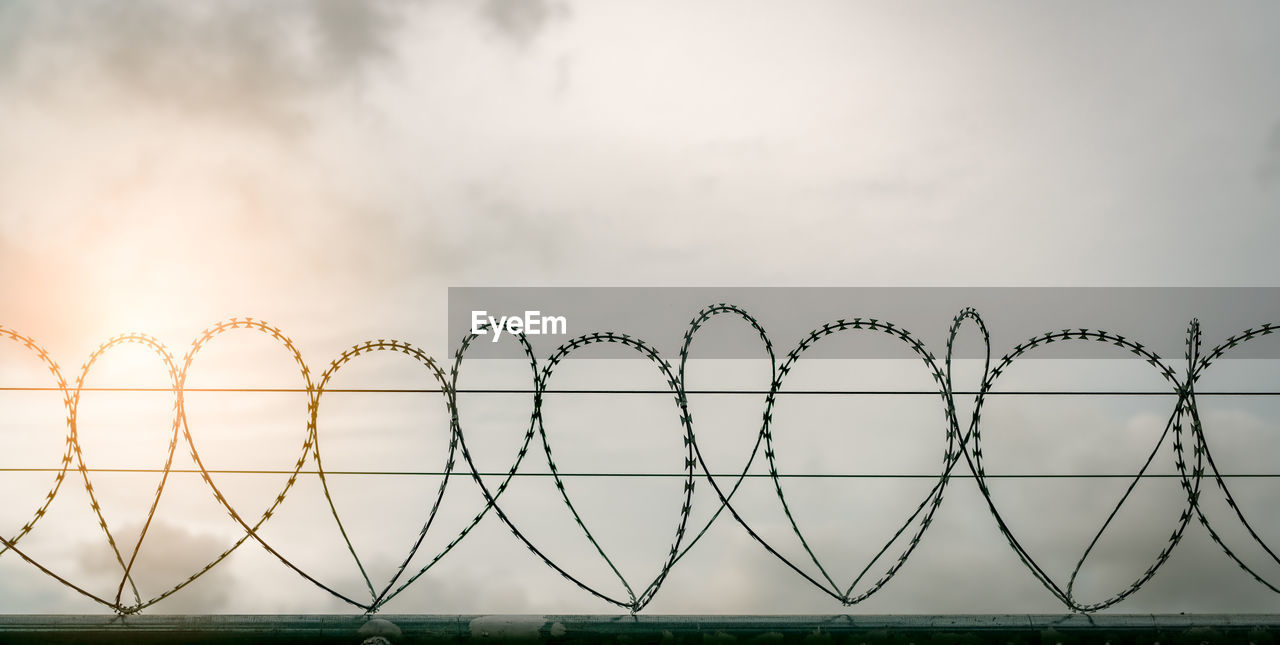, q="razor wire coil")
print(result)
[0,308,1279,614]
